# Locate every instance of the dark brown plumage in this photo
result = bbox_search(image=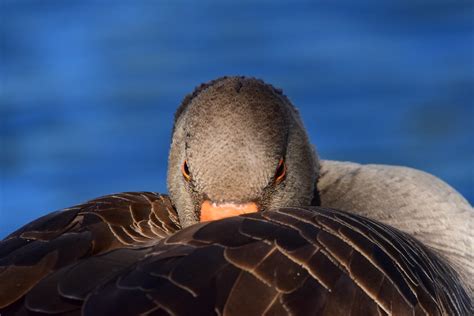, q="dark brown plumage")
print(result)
[1,76,472,315]
[0,193,470,315]
[0,193,180,313]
